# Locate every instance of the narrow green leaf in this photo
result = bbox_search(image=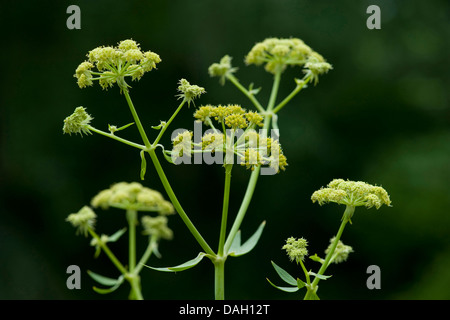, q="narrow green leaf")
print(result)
[309,253,324,264]
[297,278,306,289]
[108,228,127,242]
[267,278,299,293]
[271,261,297,286]
[309,271,332,280]
[87,270,123,287]
[229,221,266,257]
[140,150,147,180]
[92,275,124,295]
[227,230,241,255]
[145,252,206,272]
